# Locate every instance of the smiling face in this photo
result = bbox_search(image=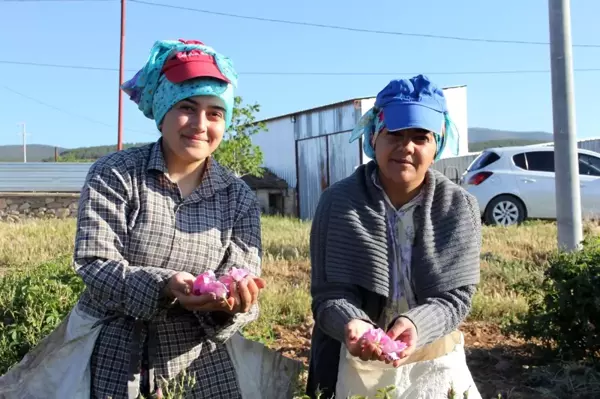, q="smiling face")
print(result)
[373,127,437,188]
[159,95,226,164]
